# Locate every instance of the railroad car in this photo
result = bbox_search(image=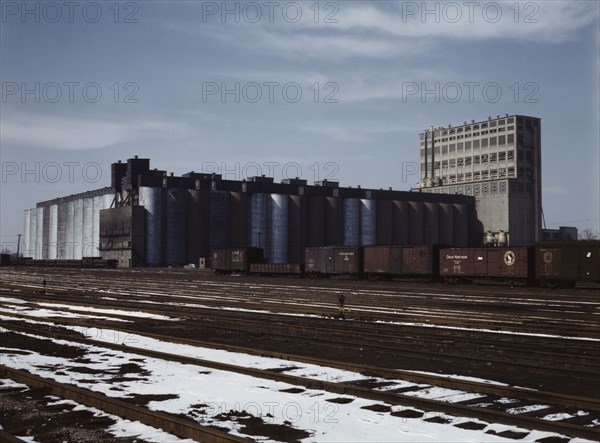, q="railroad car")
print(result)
[10,258,117,268]
[249,263,303,276]
[439,247,533,285]
[0,254,10,266]
[363,245,438,280]
[535,241,600,288]
[305,246,362,277]
[212,247,263,274]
